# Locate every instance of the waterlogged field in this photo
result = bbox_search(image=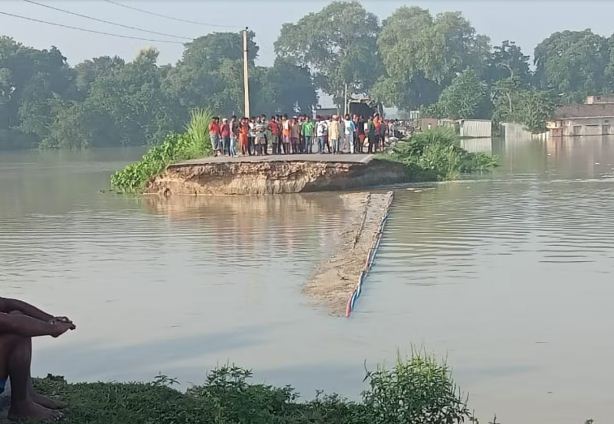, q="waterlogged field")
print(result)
[1,137,614,423]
